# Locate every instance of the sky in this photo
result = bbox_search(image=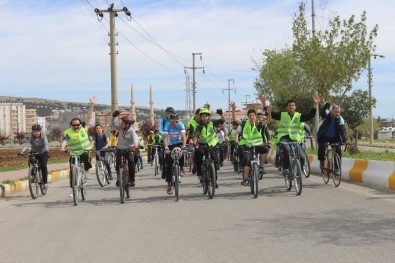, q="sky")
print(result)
[1,0,394,119]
